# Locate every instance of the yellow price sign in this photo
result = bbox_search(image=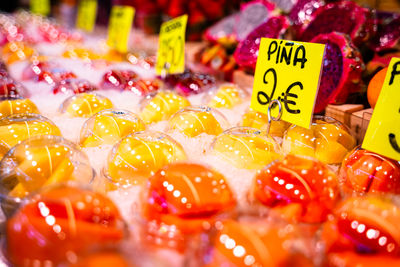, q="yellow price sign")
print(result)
[30,0,50,16]
[107,6,135,53]
[250,38,325,129]
[363,58,400,161]
[76,0,98,32]
[156,15,188,75]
